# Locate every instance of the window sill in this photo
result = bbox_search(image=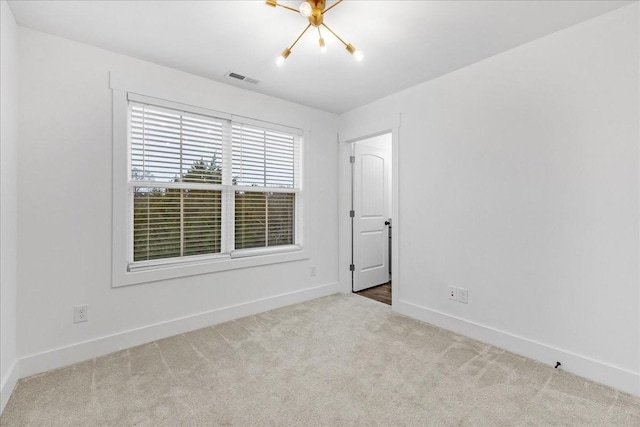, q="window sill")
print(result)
[231,245,301,259]
[112,246,307,288]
